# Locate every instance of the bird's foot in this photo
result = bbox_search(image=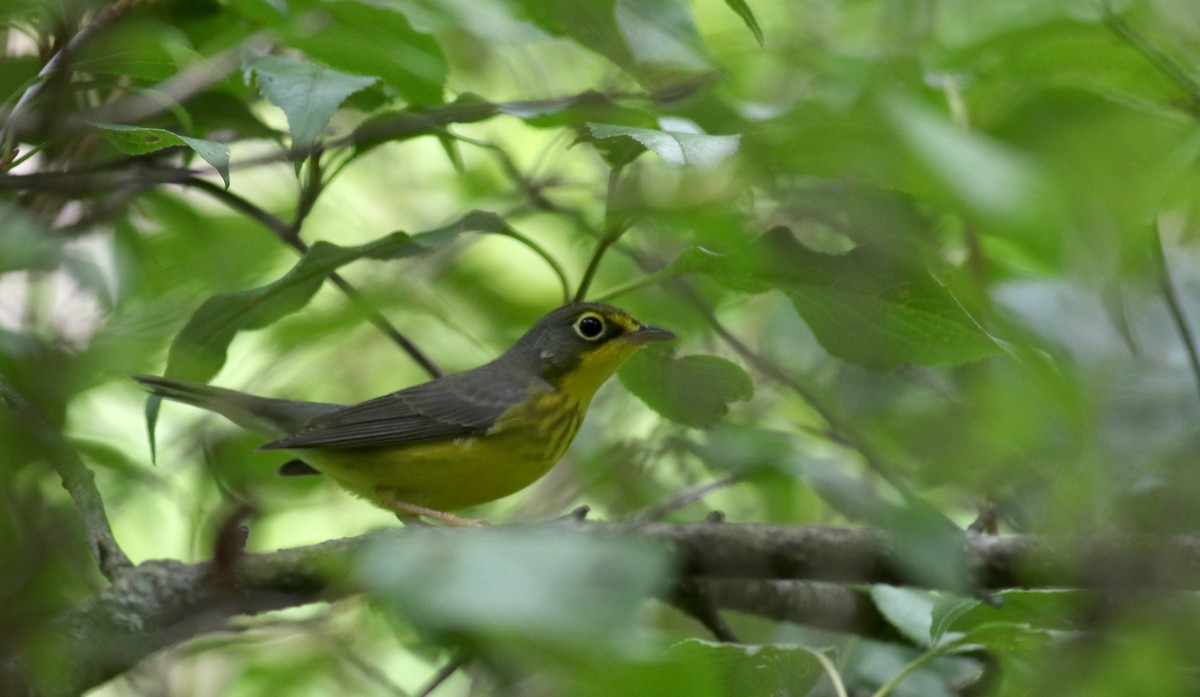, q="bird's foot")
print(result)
[378,493,489,527]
